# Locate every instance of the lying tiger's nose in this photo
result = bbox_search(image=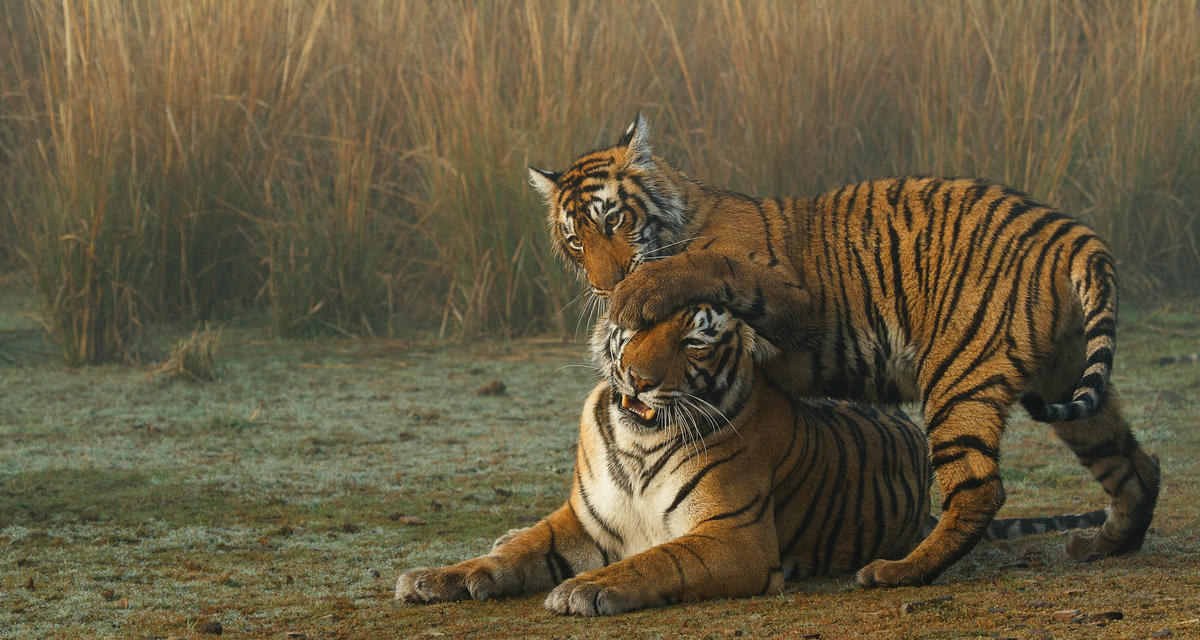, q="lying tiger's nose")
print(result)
[629,368,657,393]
